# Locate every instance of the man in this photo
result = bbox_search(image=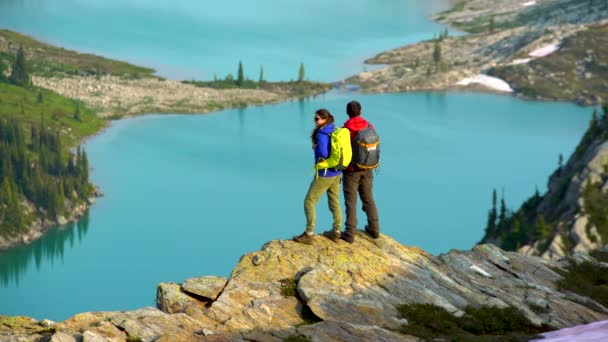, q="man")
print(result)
[341,100,380,243]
